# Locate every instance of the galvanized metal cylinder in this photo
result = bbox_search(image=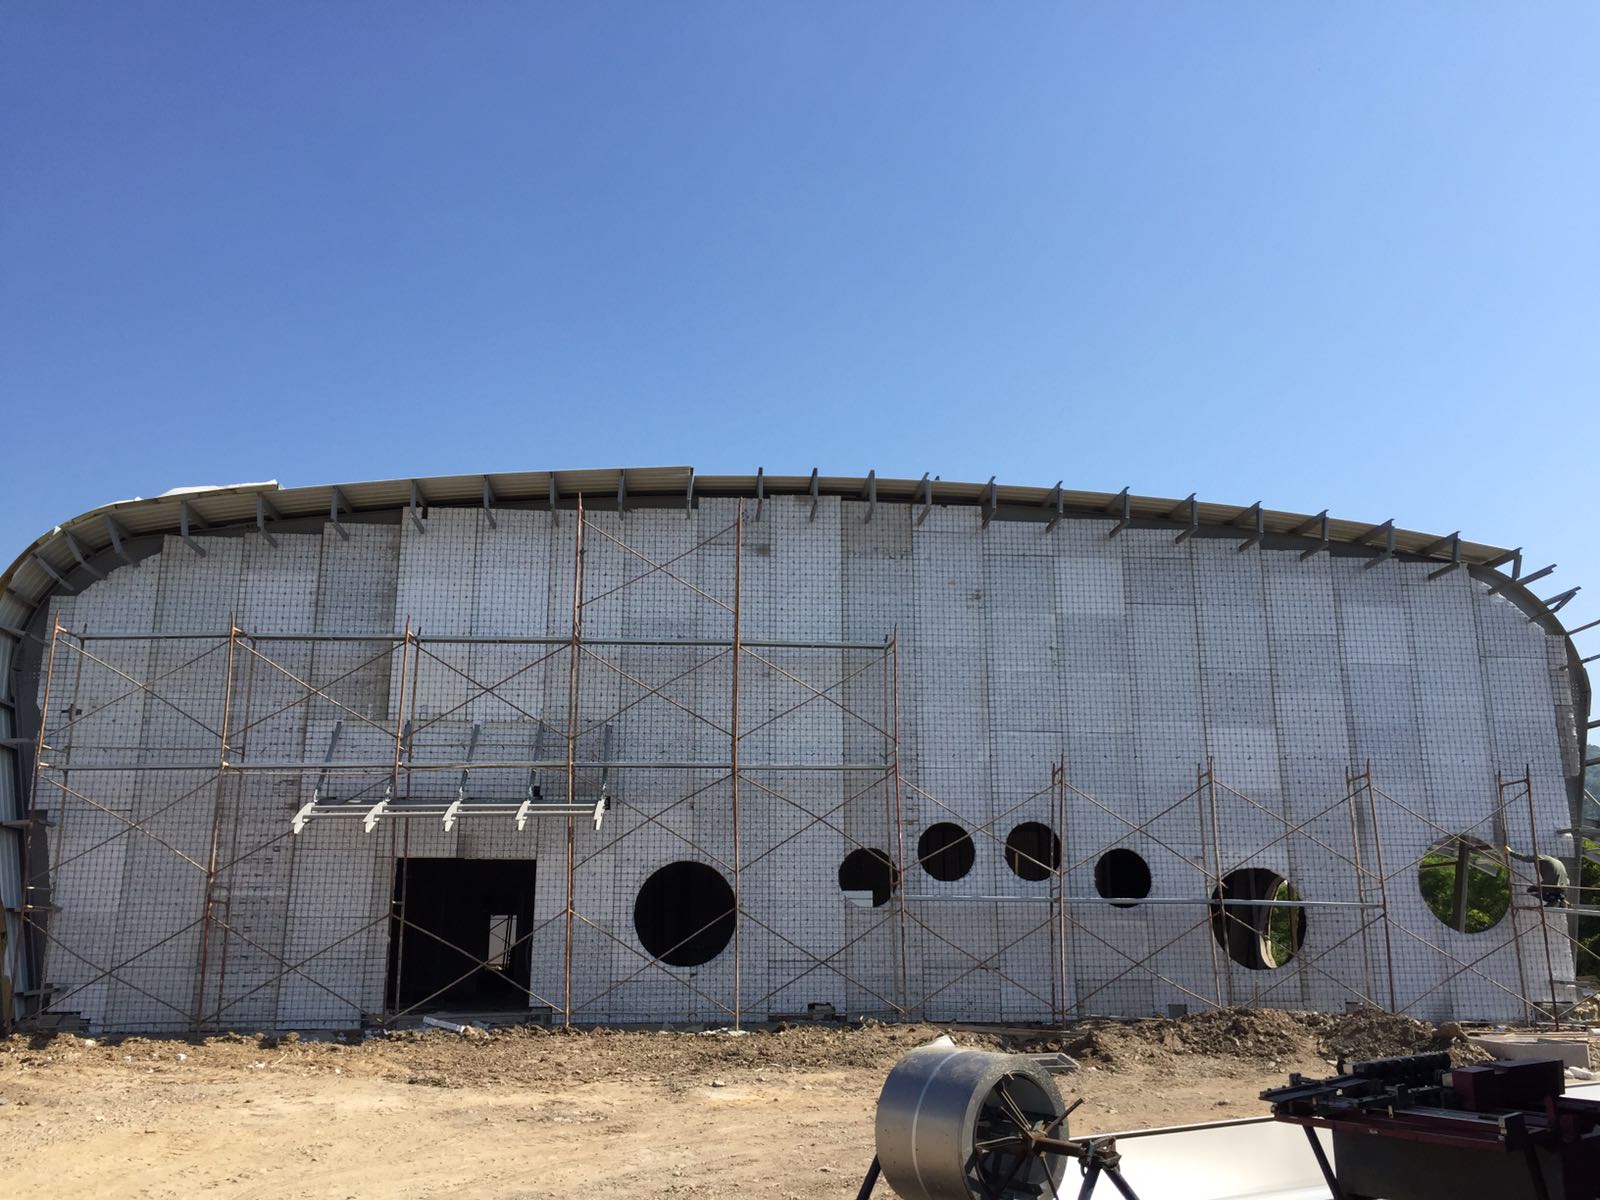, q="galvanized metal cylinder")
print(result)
[874,1044,1067,1200]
